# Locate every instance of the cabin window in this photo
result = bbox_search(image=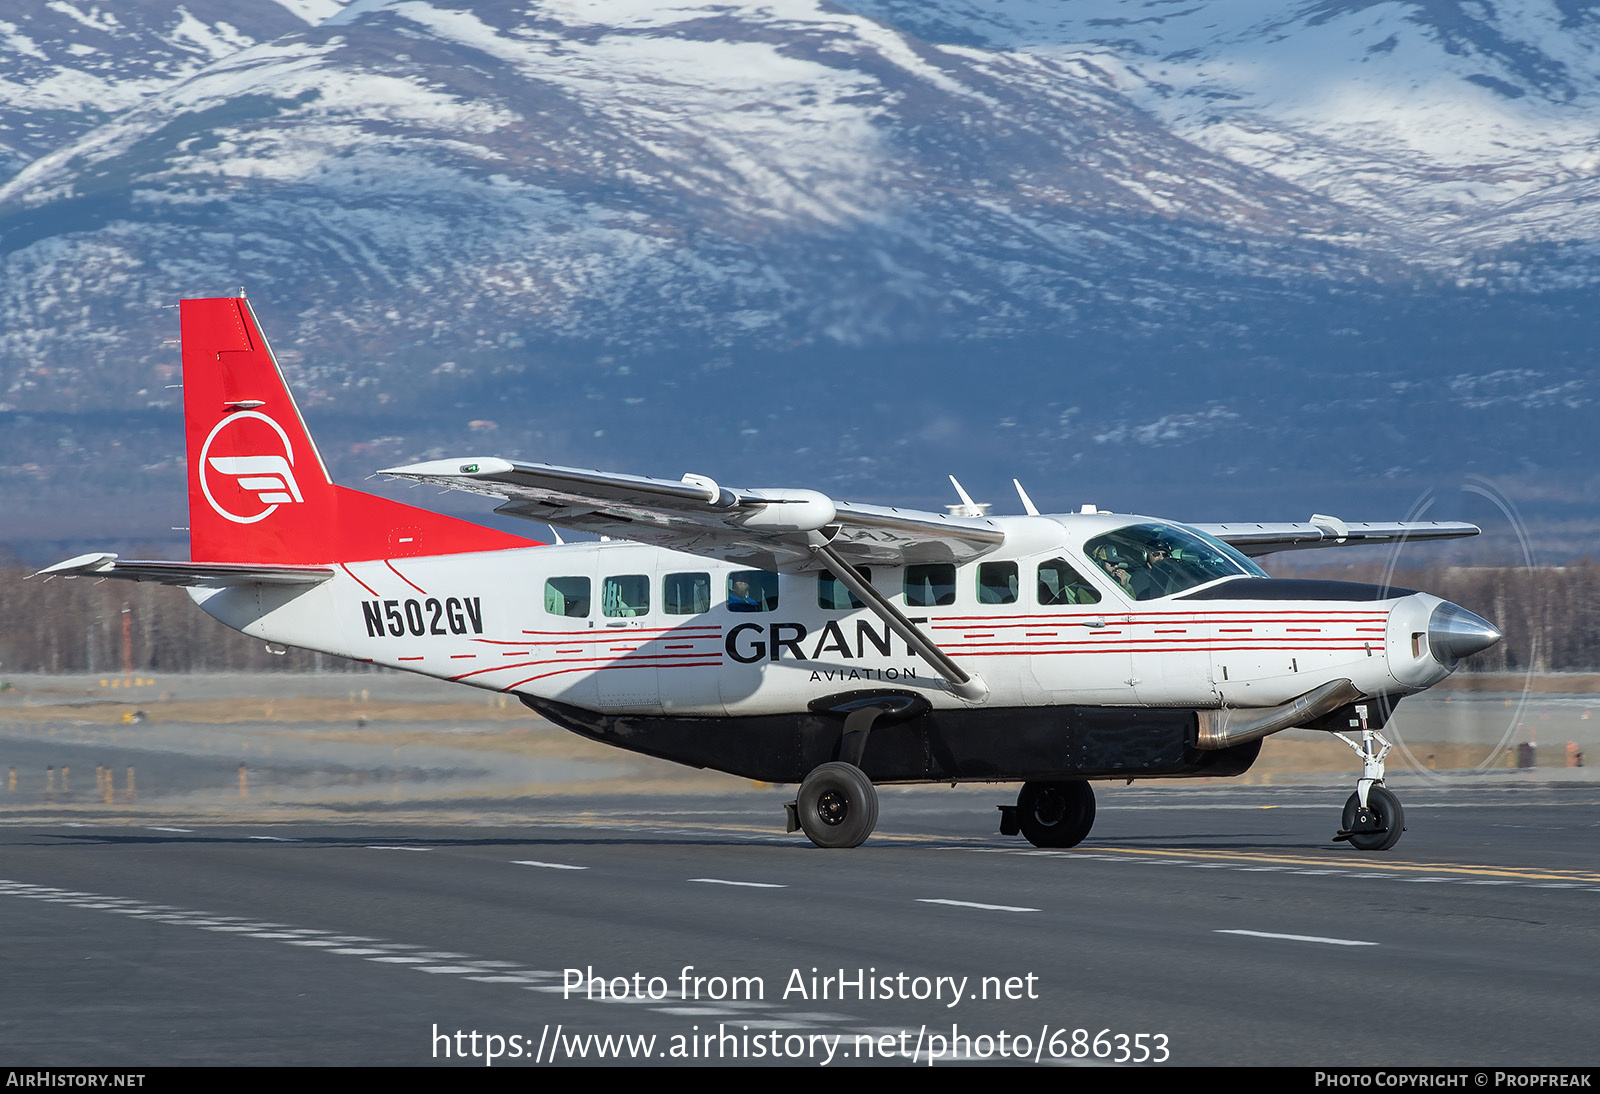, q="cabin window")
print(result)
[544,576,590,617]
[663,572,711,615]
[904,563,956,607]
[977,561,1019,604]
[817,567,872,610]
[1037,559,1101,606]
[602,574,650,617]
[727,570,780,612]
